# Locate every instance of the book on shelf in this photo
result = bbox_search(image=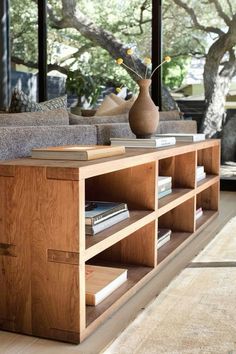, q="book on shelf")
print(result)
[196,171,206,182]
[197,165,205,175]
[86,210,130,235]
[157,228,171,249]
[158,188,172,199]
[196,207,203,220]
[110,137,176,148]
[158,181,172,194]
[158,176,172,194]
[31,144,125,161]
[85,201,128,225]
[86,265,128,306]
[155,133,205,142]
